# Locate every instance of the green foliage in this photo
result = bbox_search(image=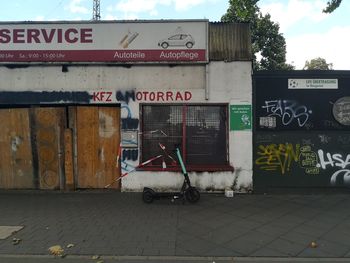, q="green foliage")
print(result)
[303,57,333,70]
[323,0,342,13]
[222,0,294,71]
